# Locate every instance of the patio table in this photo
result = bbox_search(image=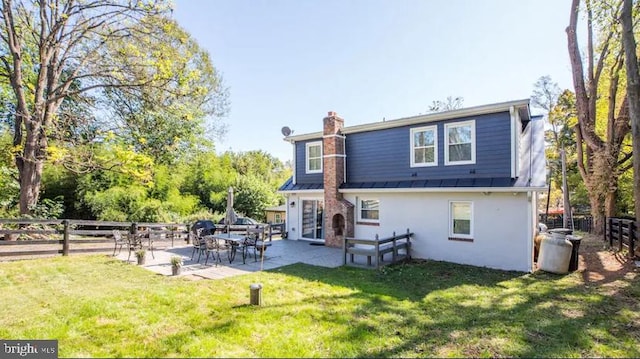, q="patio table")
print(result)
[207,233,248,264]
